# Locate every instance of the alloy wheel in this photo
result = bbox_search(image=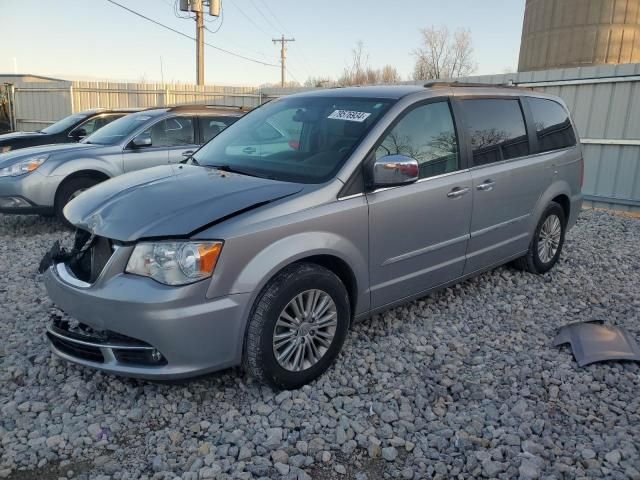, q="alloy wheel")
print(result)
[272,289,338,372]
[537,214,562,263]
